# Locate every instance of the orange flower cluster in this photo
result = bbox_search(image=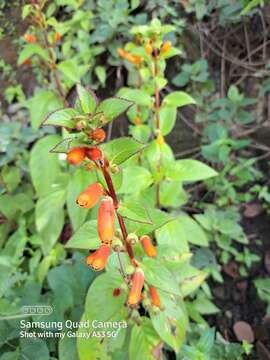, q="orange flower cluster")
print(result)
[67,146,161,308]
[117,48,142,65]
[66,146,103,165]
